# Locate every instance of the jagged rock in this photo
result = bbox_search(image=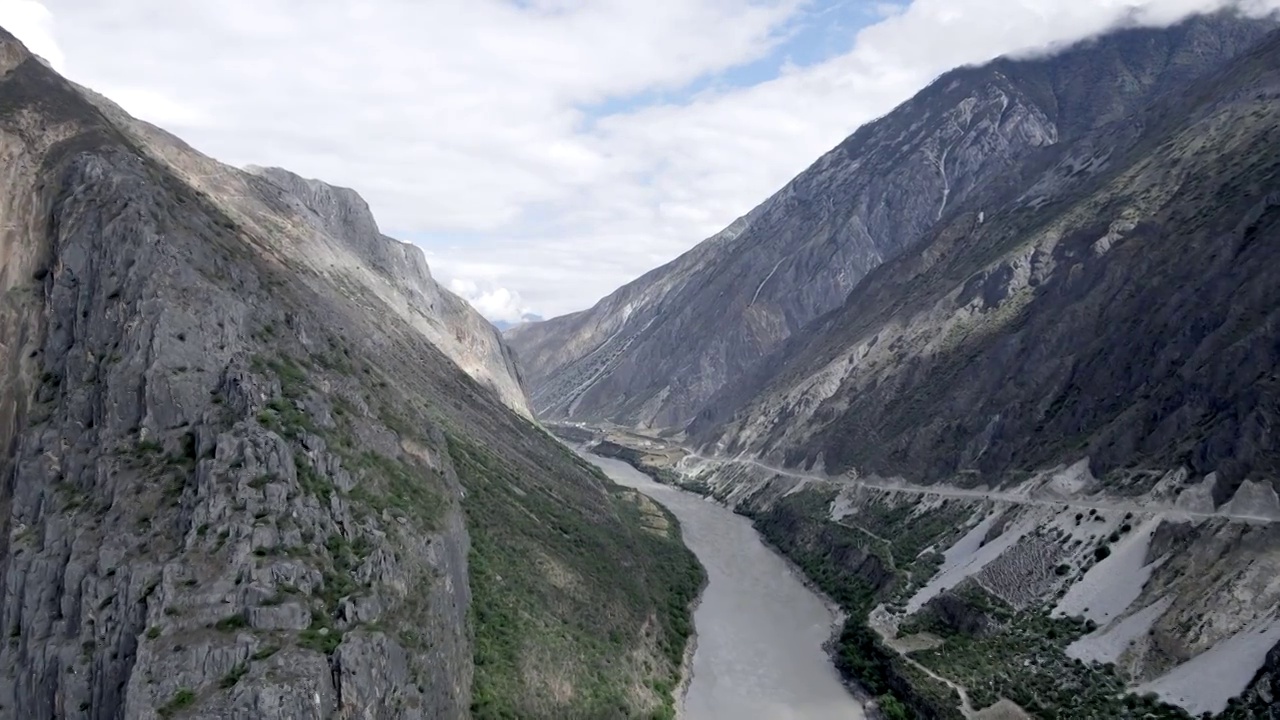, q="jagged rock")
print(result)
[921,590,997,638]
